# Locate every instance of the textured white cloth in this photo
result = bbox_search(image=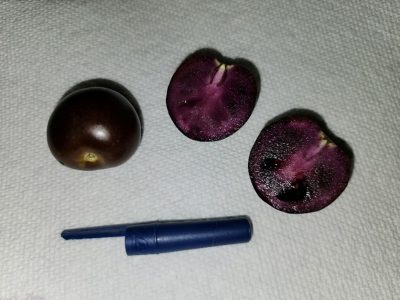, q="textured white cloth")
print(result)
[1,1,399,299]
